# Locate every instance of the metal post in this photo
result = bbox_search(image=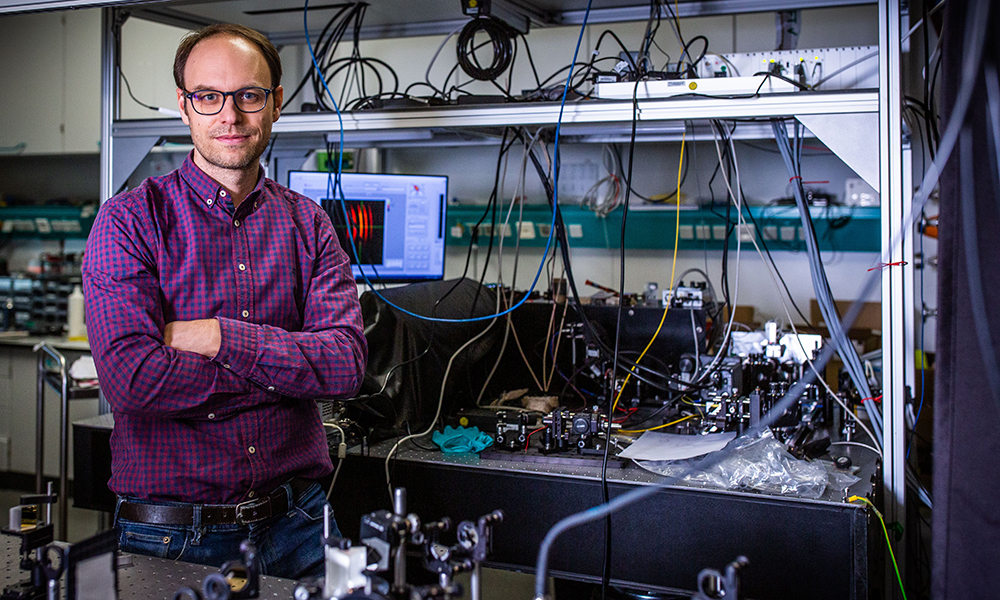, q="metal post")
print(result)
[393,488,407,590]
[35,352,45,494]
[471,562,482,600]
[58,356,69,541]
[99,7,118,205]
[878,0,907,595]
